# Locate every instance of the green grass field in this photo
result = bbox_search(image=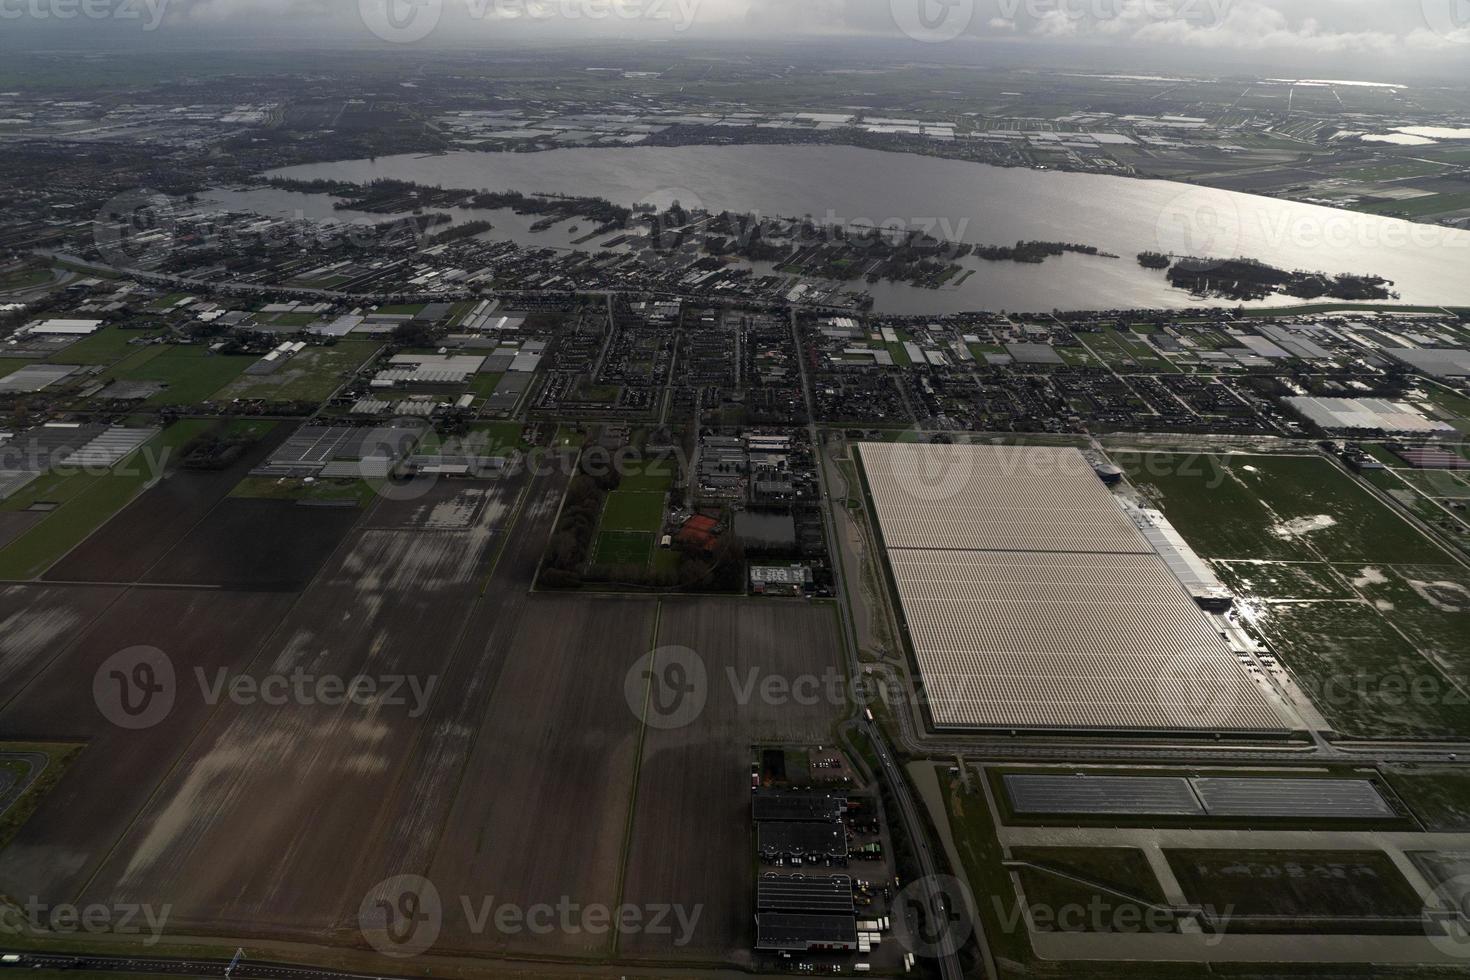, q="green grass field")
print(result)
[1120,453,1448,564]
[1166,849,1423,932]
[1120,451,1469,738]
[617,457,676,493]
[215,340,378,403]
[45,326,156,366]
[600,490,666,532]
[592,530,654,567]
[0,419,213,580]
[105,346,252,406]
